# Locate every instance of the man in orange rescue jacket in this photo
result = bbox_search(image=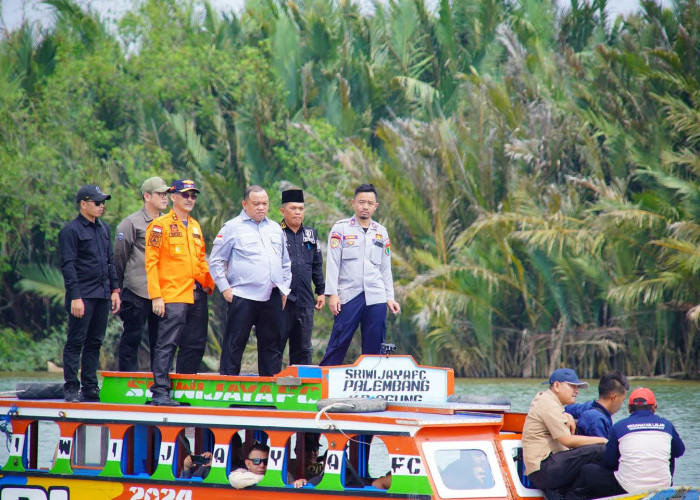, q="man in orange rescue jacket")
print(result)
[145,179,214,406]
